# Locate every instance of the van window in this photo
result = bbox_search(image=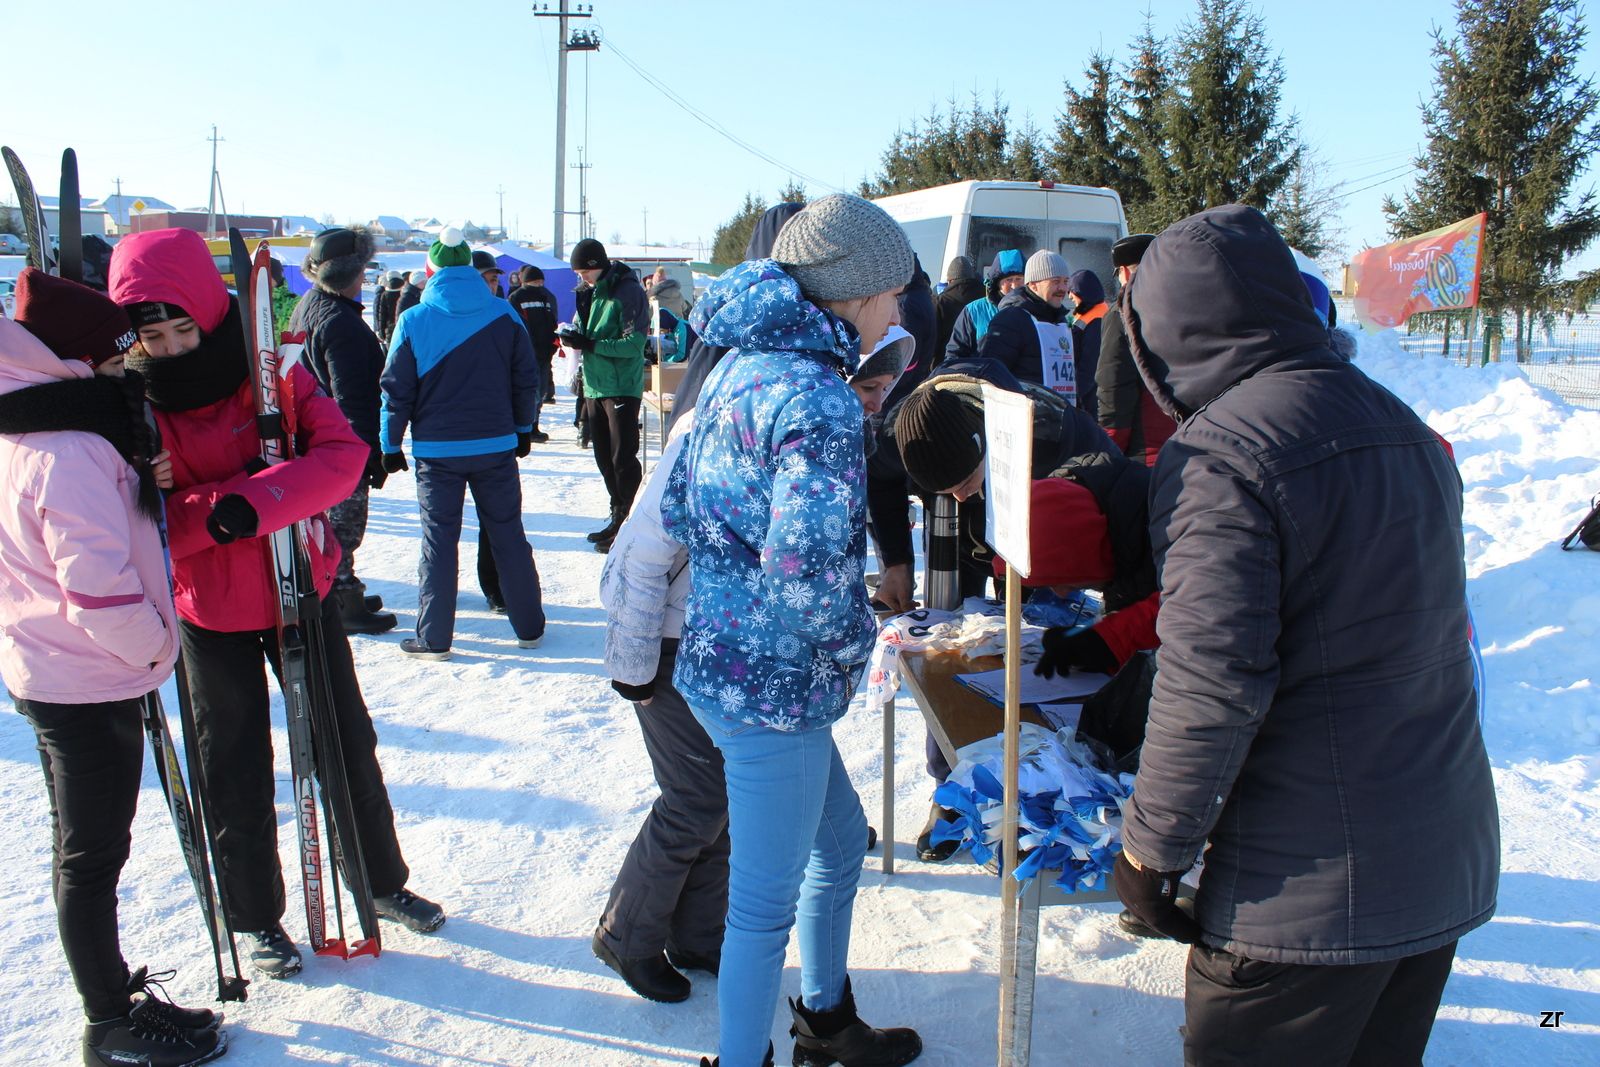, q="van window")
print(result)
[967,217,1121,296]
